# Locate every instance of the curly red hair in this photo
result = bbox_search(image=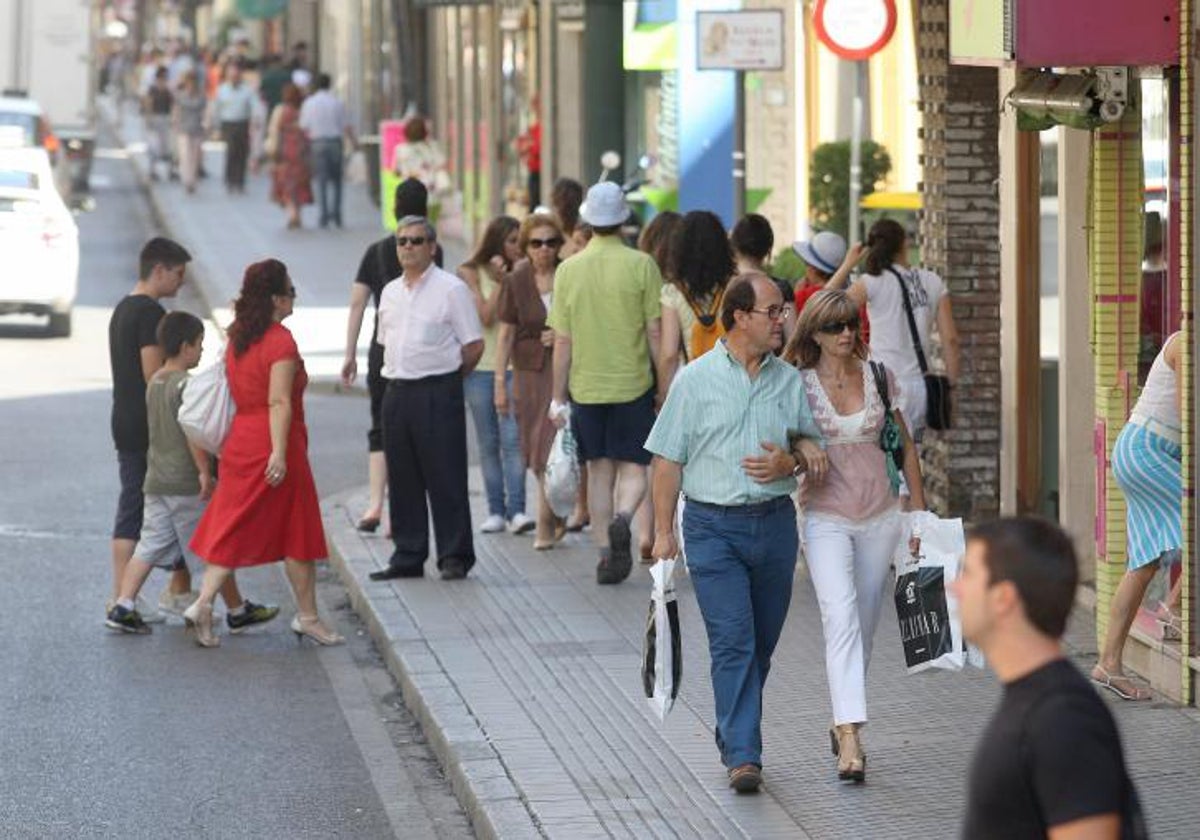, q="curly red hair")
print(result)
[228,259,290,356]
